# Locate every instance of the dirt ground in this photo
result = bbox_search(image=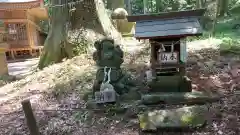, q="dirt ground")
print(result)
[0,39,239,135]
